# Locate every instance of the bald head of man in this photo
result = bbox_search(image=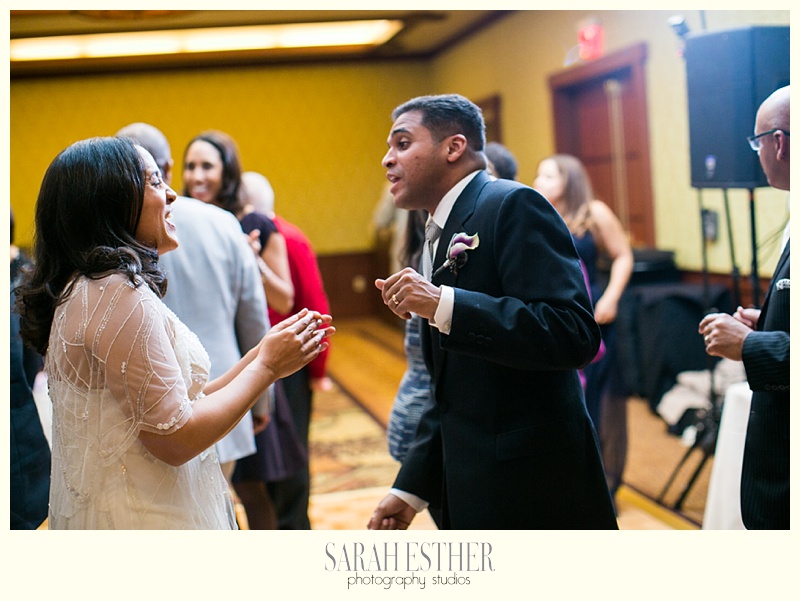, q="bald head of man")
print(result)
[241,171,276,217]
[116,122,175,186]
[753,85,790,191]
